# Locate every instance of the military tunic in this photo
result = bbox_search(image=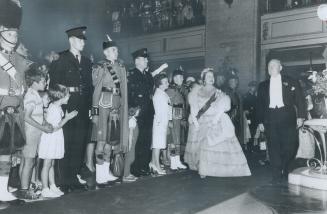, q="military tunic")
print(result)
[128,68,154,175]
[48,50,93,186]
[166,84,187,156]
[0,51,29,156]
[92,59,128,162]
